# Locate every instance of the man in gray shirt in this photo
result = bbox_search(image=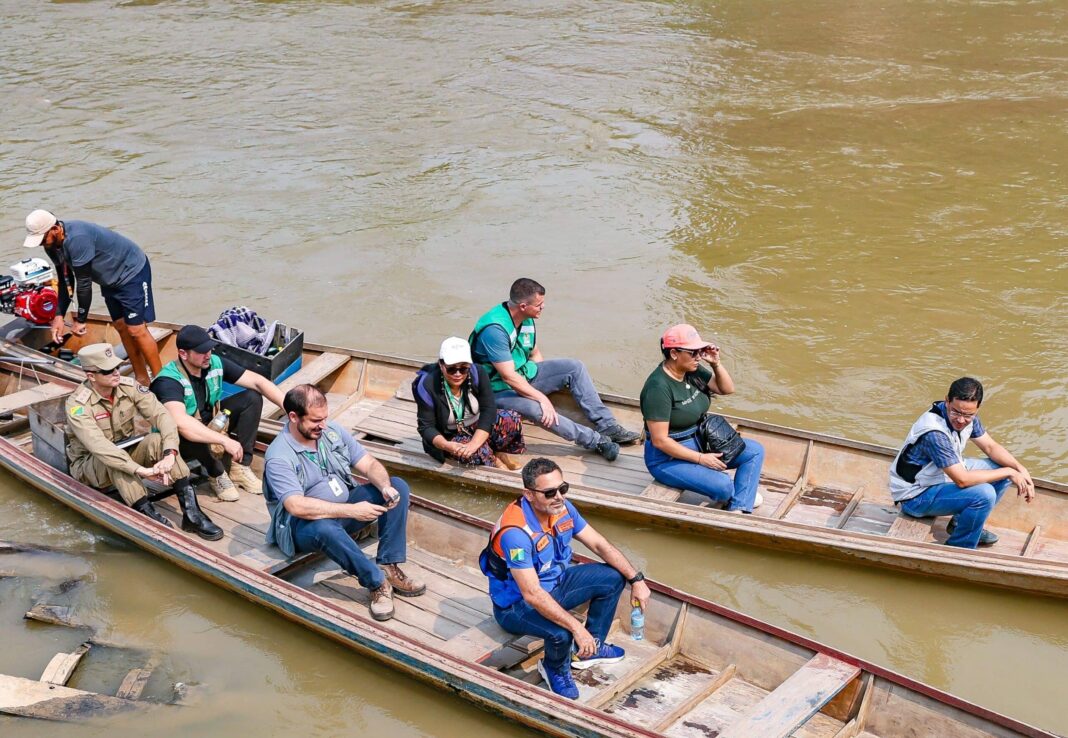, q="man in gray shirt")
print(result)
[263,384,426,621]
[23,209,162,386]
